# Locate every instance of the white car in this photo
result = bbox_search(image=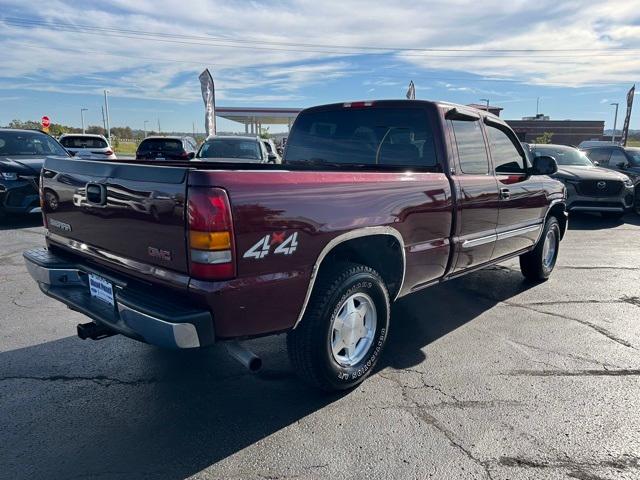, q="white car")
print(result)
[59,134,117,160]
[262,138,282,164]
